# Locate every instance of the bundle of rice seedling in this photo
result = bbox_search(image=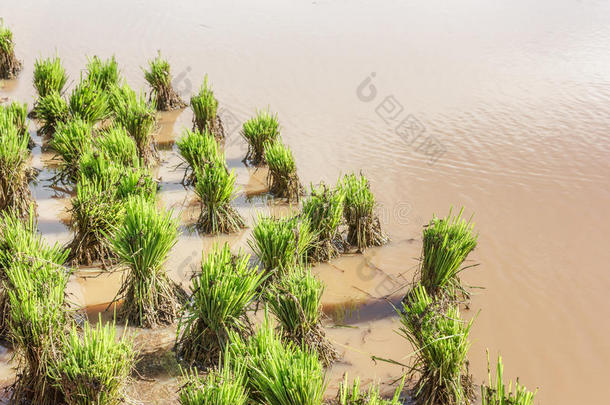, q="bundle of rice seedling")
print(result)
[481,354,537,405]
[241,110,280,165]
[0,21,21,79]
[111,196,181,327]
[337,374,405,405]
[109,84,158,165]
[176,128,224,184]
[248,215,316,276]
[69,79,110,124]
[34,91,70,136]
[265,266,337,365]
[33,56,68,98]
[4,258,69,404]
[179,352,248,405]
[95,125,141,168]
[398,284,474,405]
[144,52,186,111]
[302,183,345,262]
[339,173,387,252]
[49,119,94,182]
[1,101,28,136]
[264,140,303,202]
[193,165,245,234]
[0,122,33,217]
[176,244,263,368]
[116,167,157,201]
[227,314,327,405]
[418,209,478,299]
[66,174,124,266]
[190,76,224,139]
[86,55,121,90]
[48,318,135,405]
